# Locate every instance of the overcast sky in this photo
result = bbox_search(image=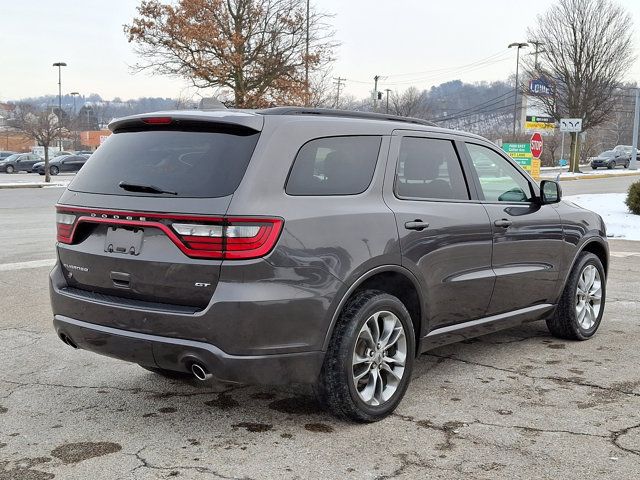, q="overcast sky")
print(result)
[1,0,640,102]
